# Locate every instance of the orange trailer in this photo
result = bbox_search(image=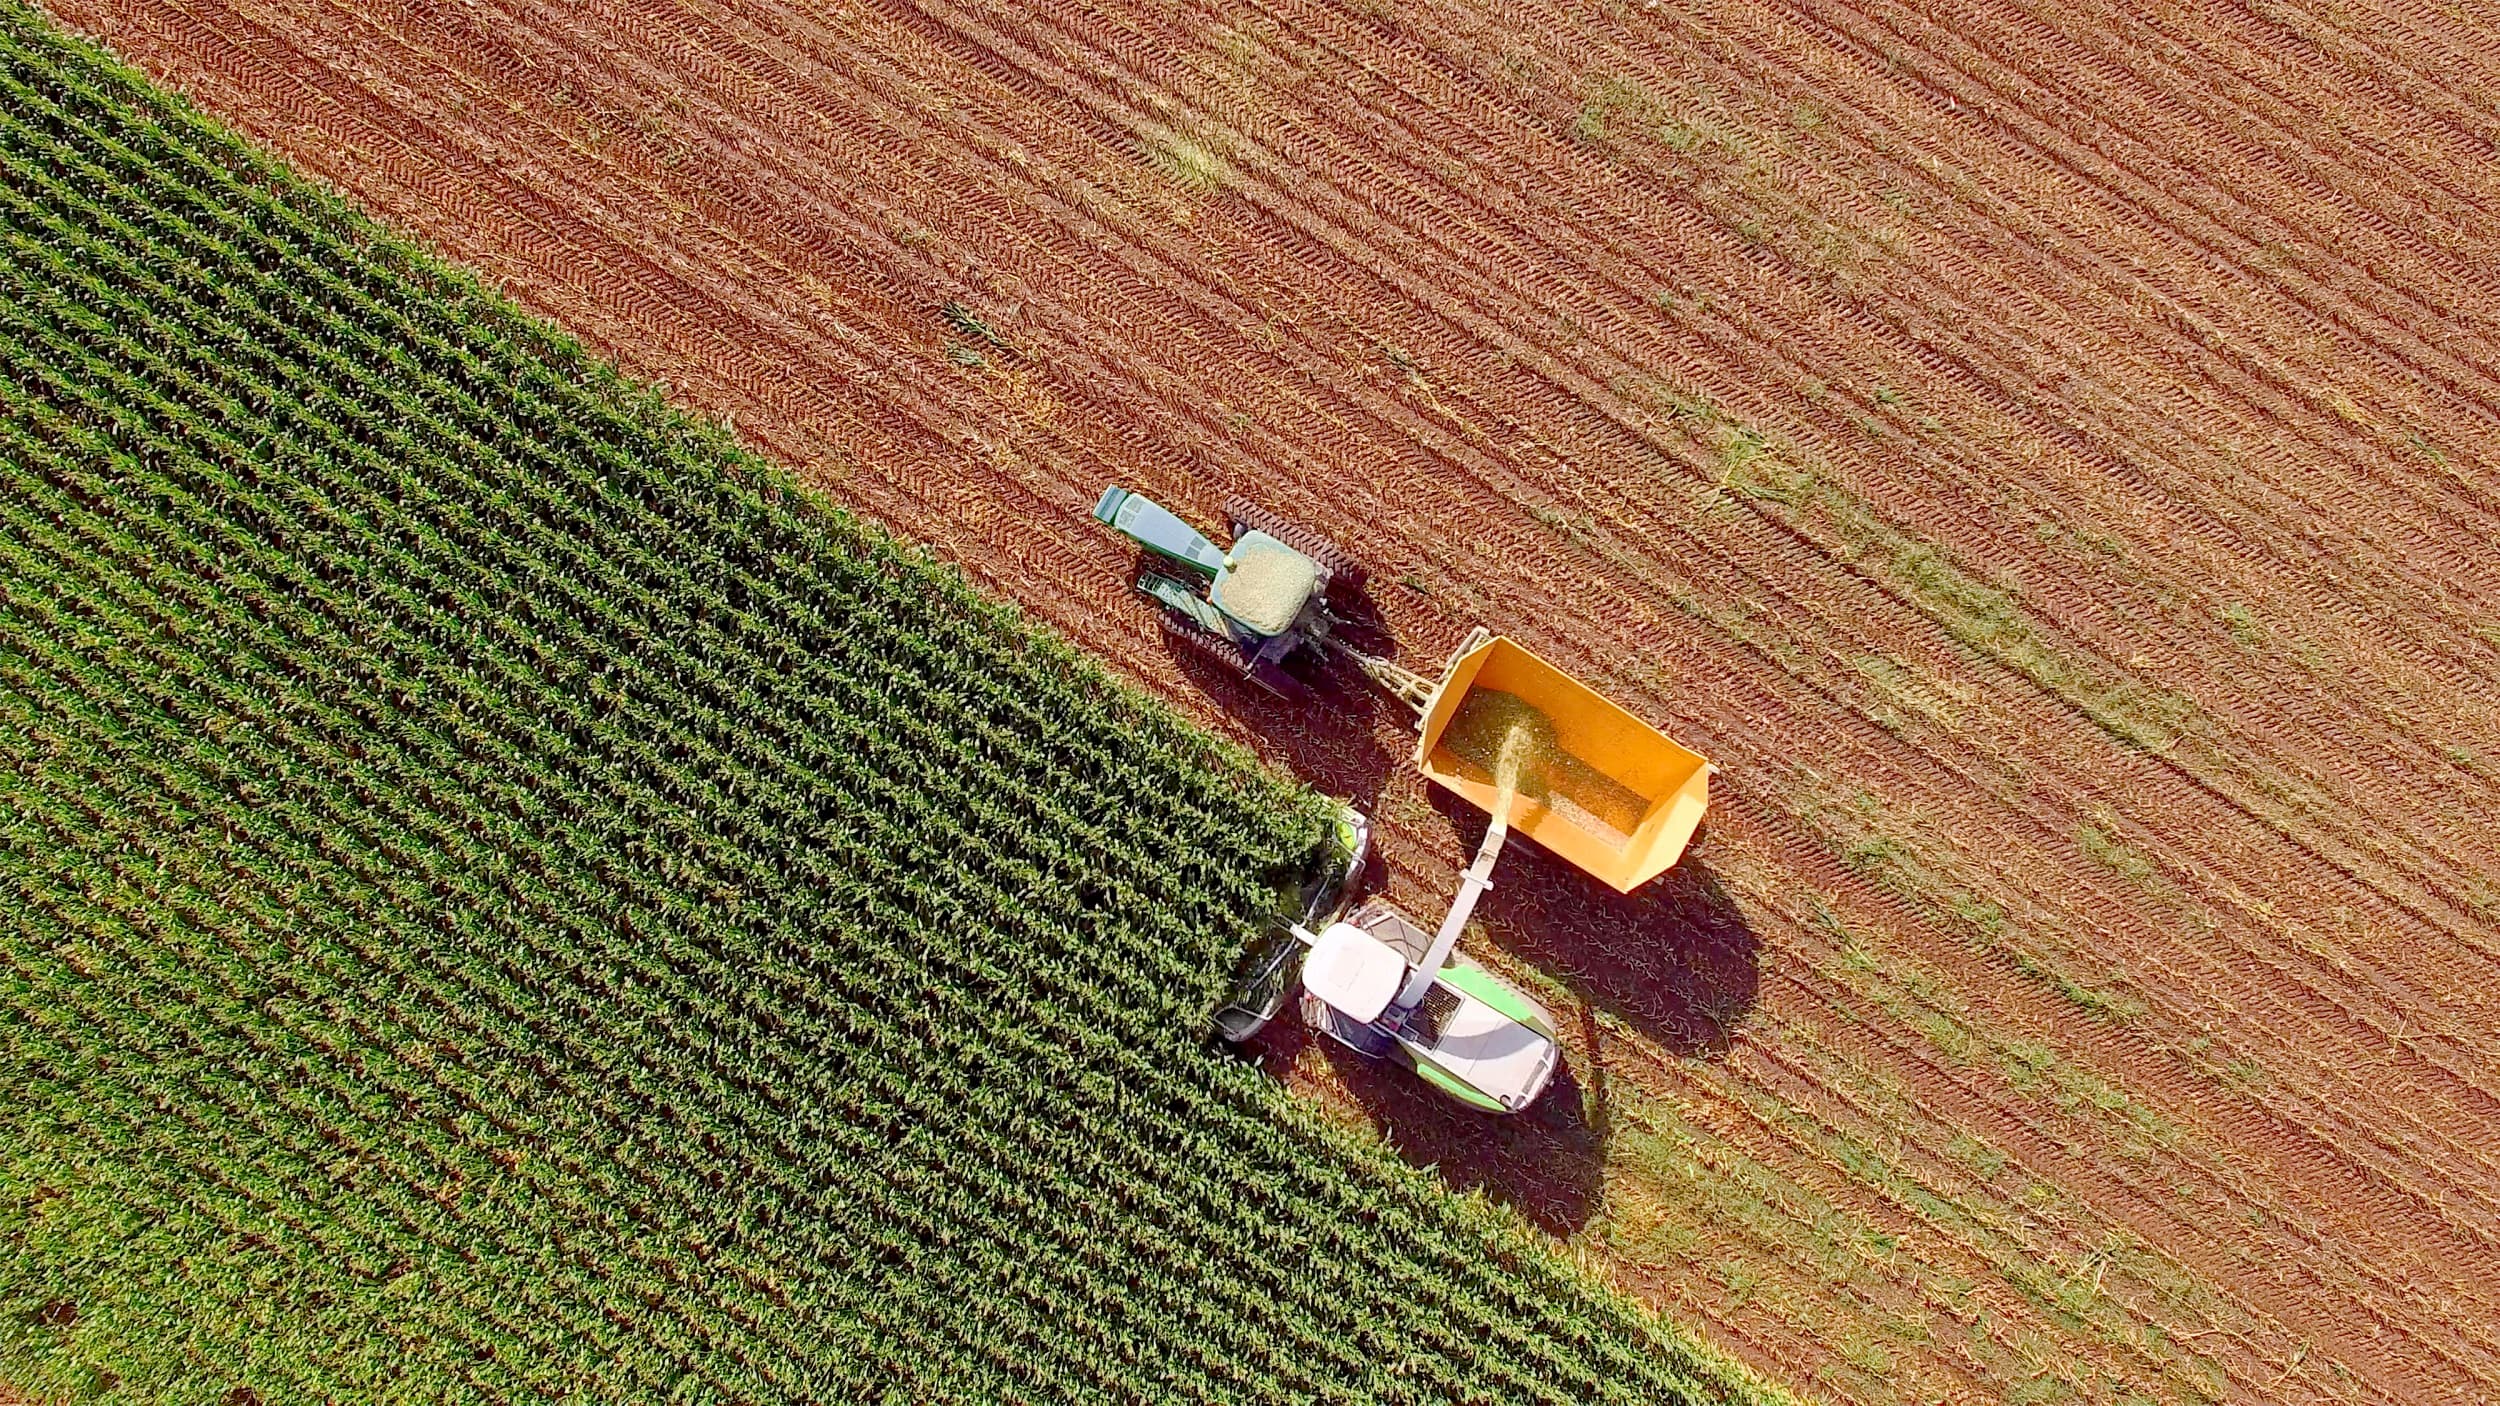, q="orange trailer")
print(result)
[1358,629,1712,894]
